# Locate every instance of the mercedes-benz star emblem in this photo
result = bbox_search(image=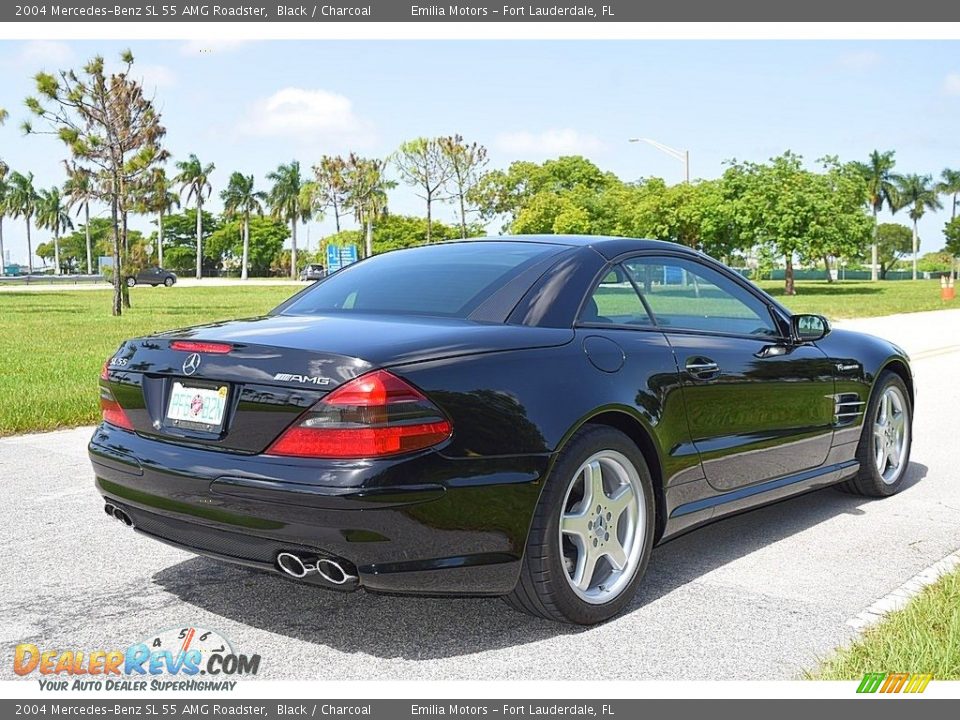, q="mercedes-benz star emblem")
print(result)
[182,353,202,376]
